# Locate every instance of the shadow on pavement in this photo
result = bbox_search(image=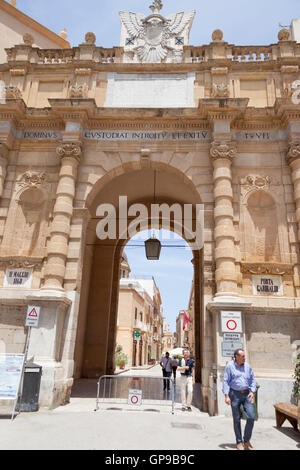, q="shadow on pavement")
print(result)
[274,426,300,447]
[71,379,98,398]
[218,443,238,450]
